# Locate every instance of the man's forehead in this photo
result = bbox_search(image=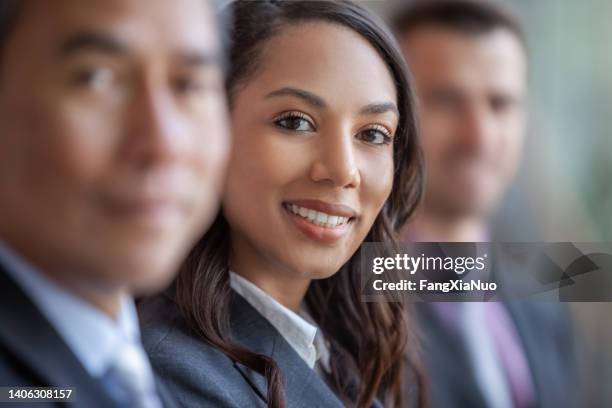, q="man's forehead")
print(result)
[403,26,527,88]
[404,25,524,60]
[18,0,217,48]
